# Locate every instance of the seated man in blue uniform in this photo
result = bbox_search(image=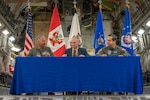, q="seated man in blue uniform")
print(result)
[97,34,130,56]
[63,36,89,57]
